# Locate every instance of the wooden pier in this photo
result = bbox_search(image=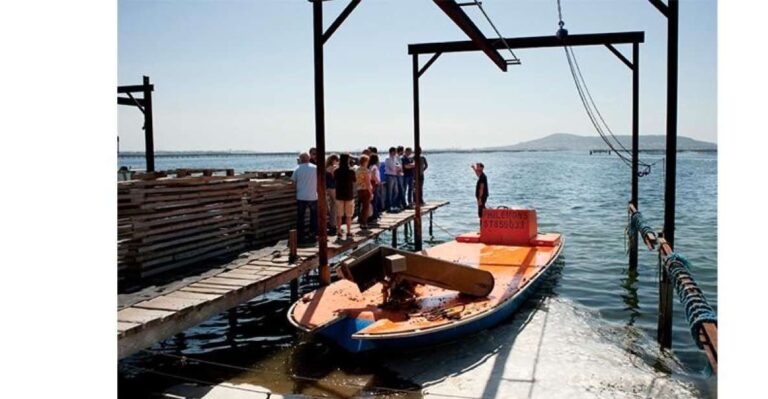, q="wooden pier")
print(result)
[117,201,449,359]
